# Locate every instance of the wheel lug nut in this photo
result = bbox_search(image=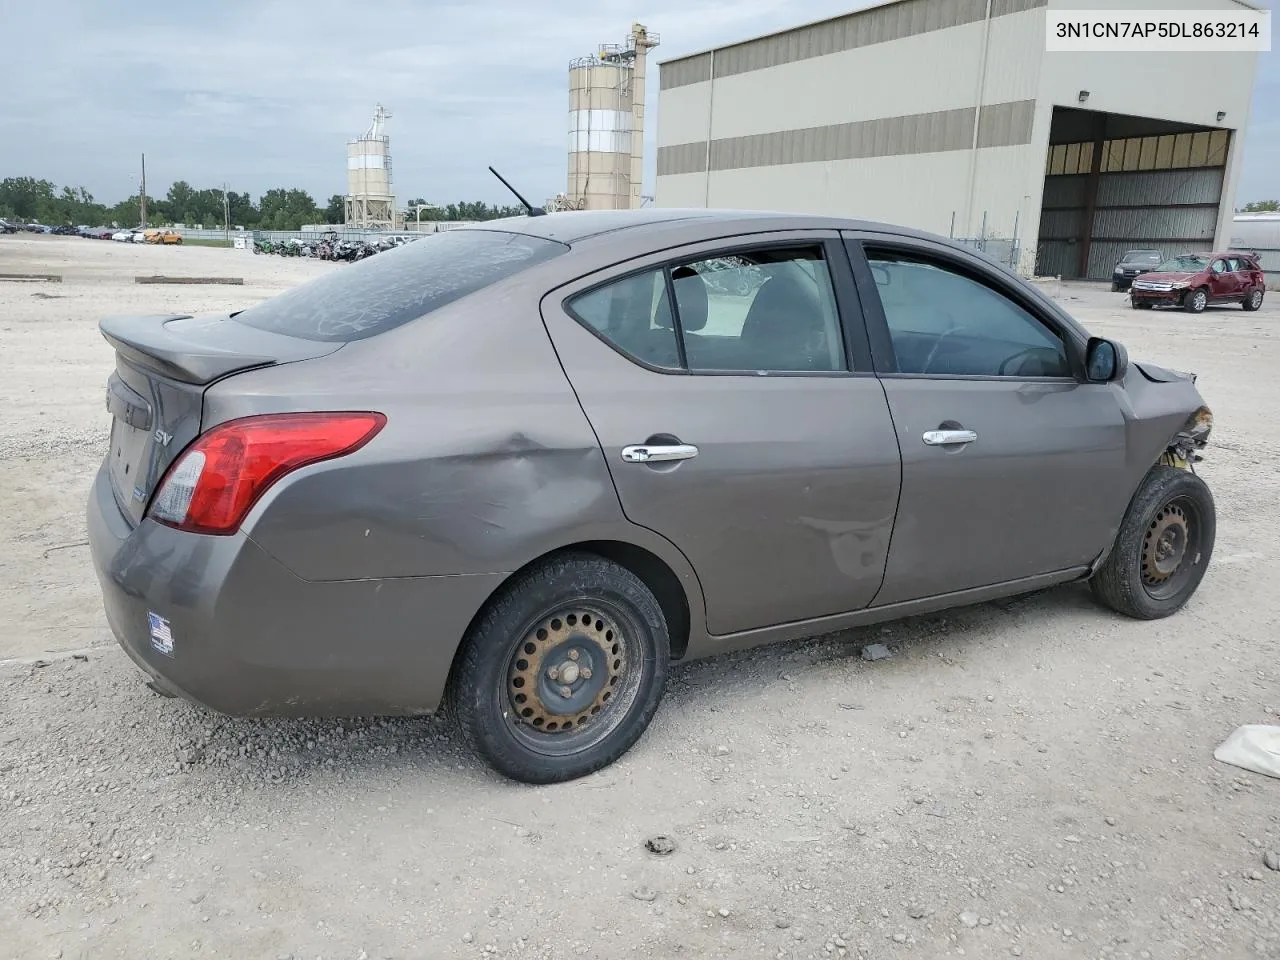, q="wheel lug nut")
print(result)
[547,667,559,681]
[567,649,580,661]
[559,686,573,699]
[580,668,592,680]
